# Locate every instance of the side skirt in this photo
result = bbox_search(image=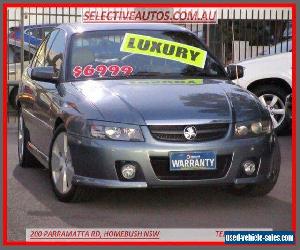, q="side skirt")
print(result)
[27,142,49,169]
